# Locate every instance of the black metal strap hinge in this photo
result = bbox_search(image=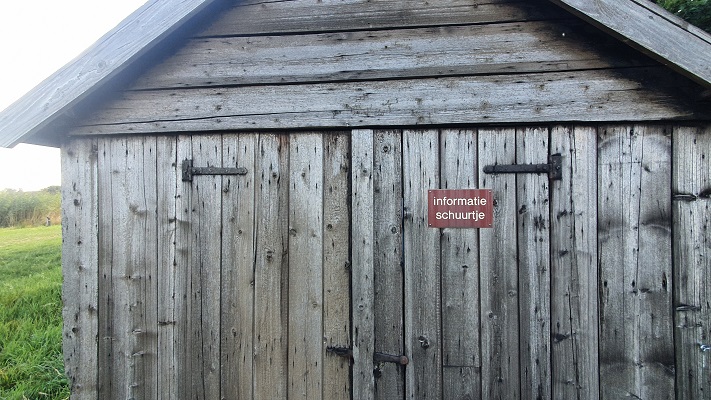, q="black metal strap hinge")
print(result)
[483,153,562,181]
[182,159,248,182]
